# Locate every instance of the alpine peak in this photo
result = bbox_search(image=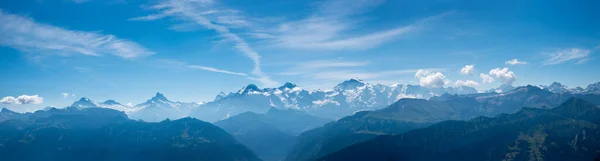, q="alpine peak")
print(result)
[238,84,261,94]
[279,82,298,89]
[334,78,367,90]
